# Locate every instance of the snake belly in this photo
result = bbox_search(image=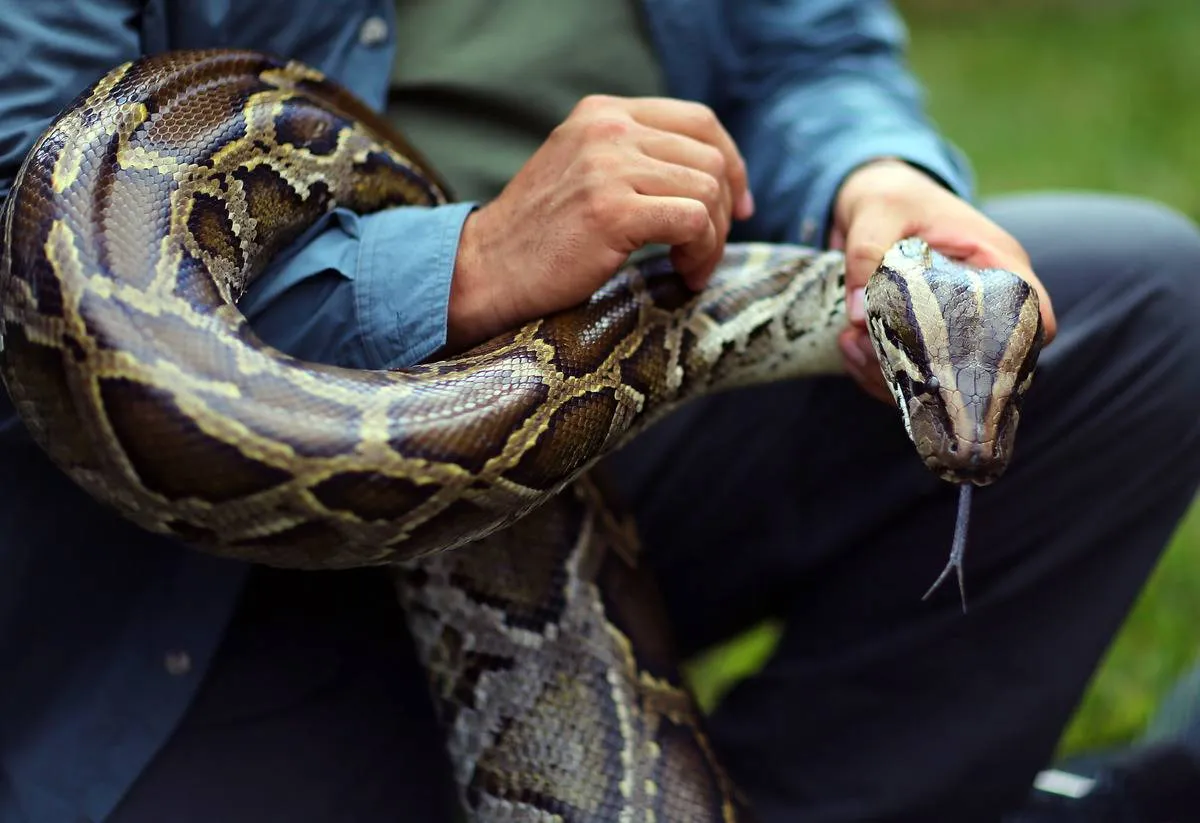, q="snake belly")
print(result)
[0,49,1042,822]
